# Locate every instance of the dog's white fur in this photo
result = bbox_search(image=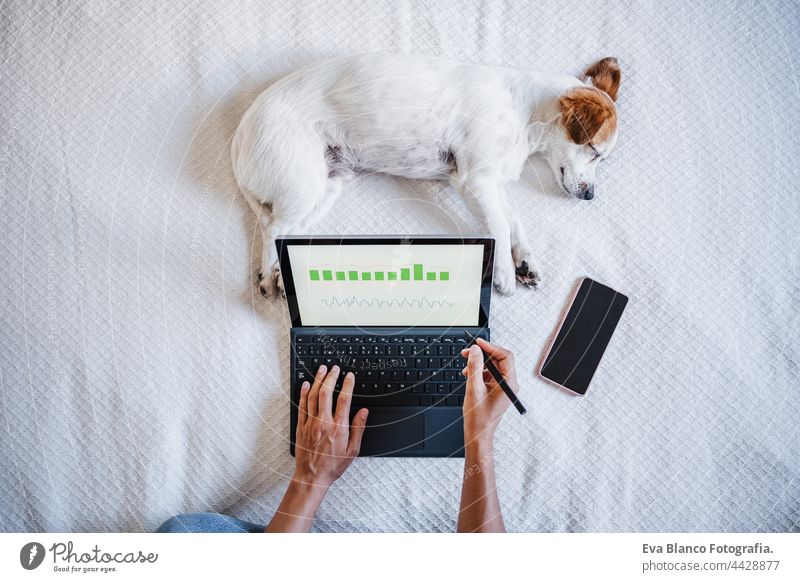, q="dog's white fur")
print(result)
[231,53,619,296]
